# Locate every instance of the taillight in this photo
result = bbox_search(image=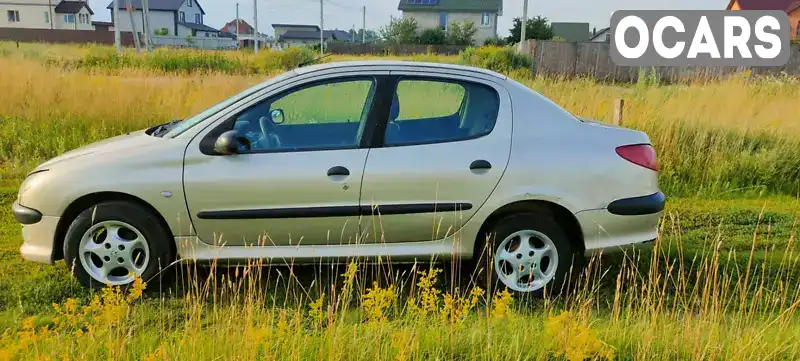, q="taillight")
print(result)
[616,144,658,171]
